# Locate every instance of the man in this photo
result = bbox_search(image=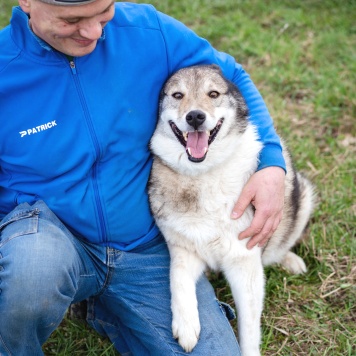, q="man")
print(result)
[0,0,285,354]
